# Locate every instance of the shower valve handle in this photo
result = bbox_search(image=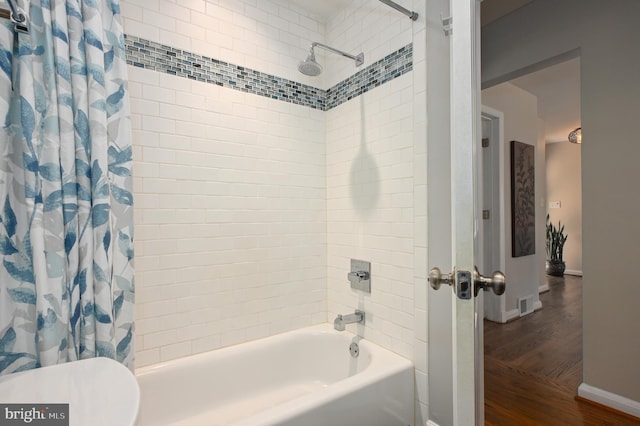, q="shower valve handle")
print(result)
[347,271,369,283]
